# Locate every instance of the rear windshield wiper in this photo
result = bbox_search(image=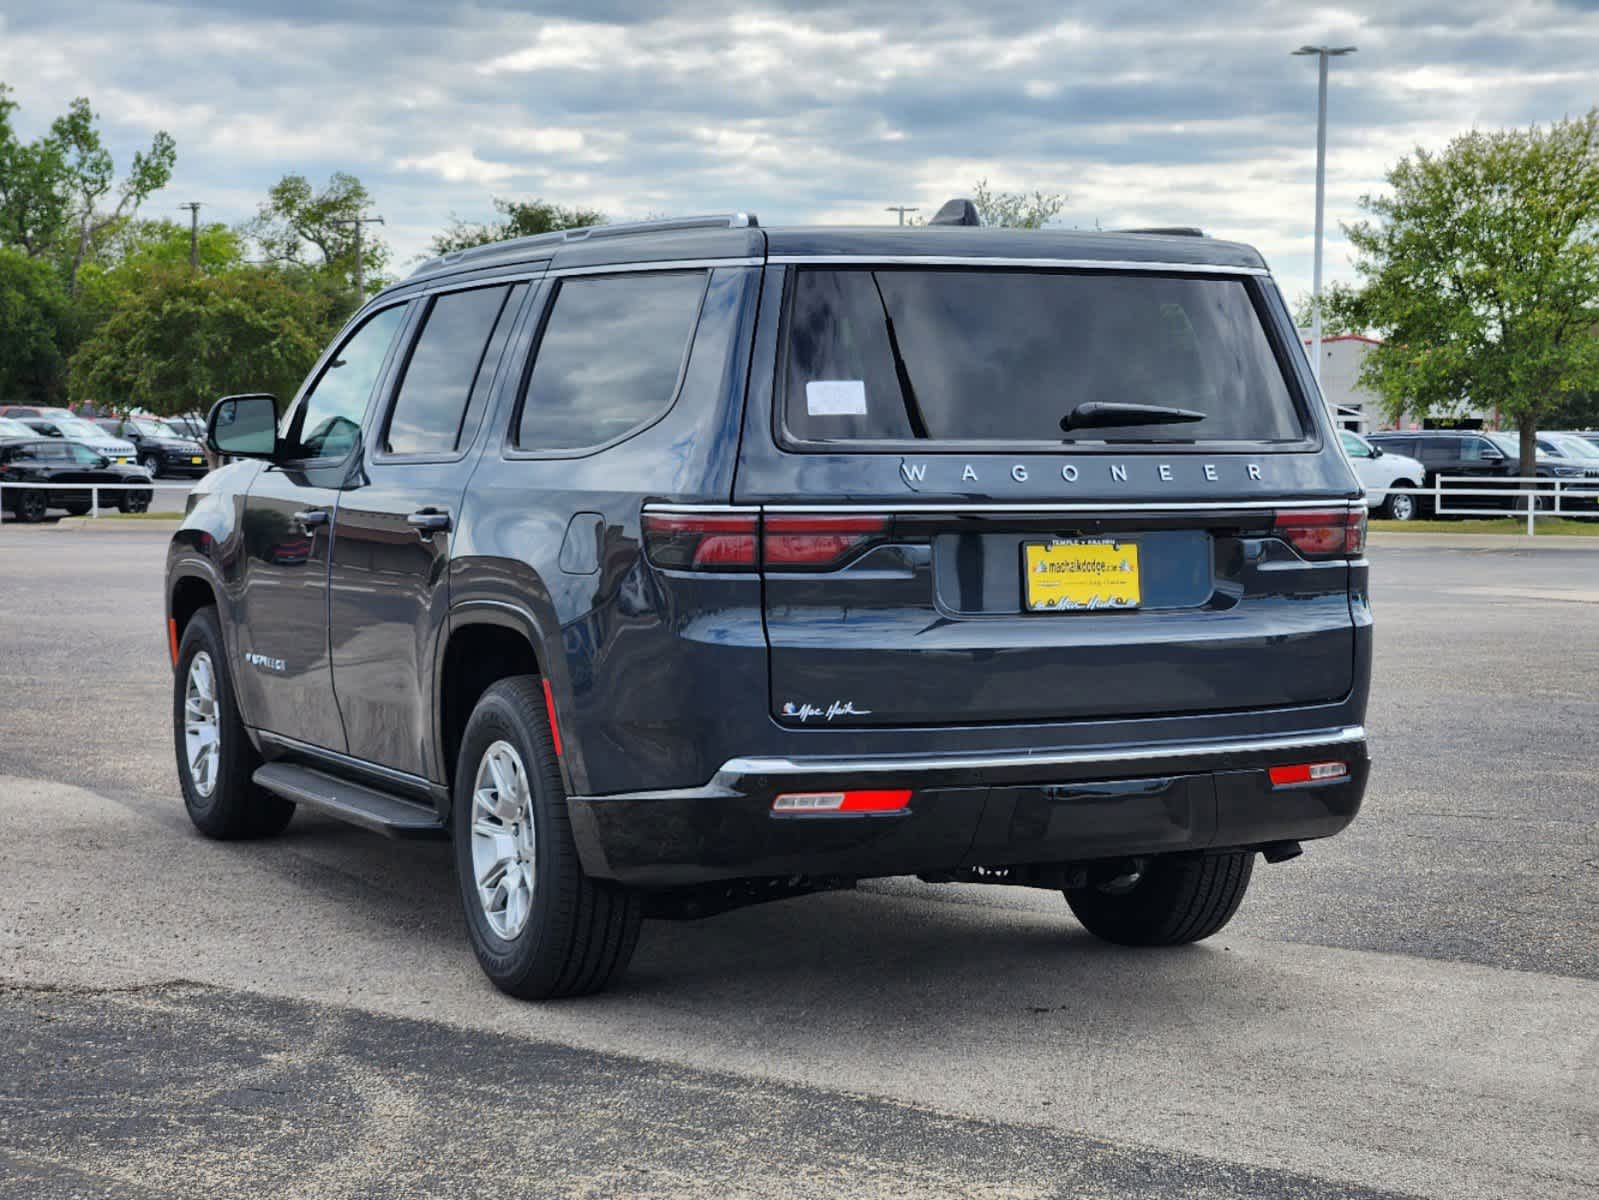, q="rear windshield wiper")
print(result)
[869,273,930,439]
[1060,402,1207,432]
